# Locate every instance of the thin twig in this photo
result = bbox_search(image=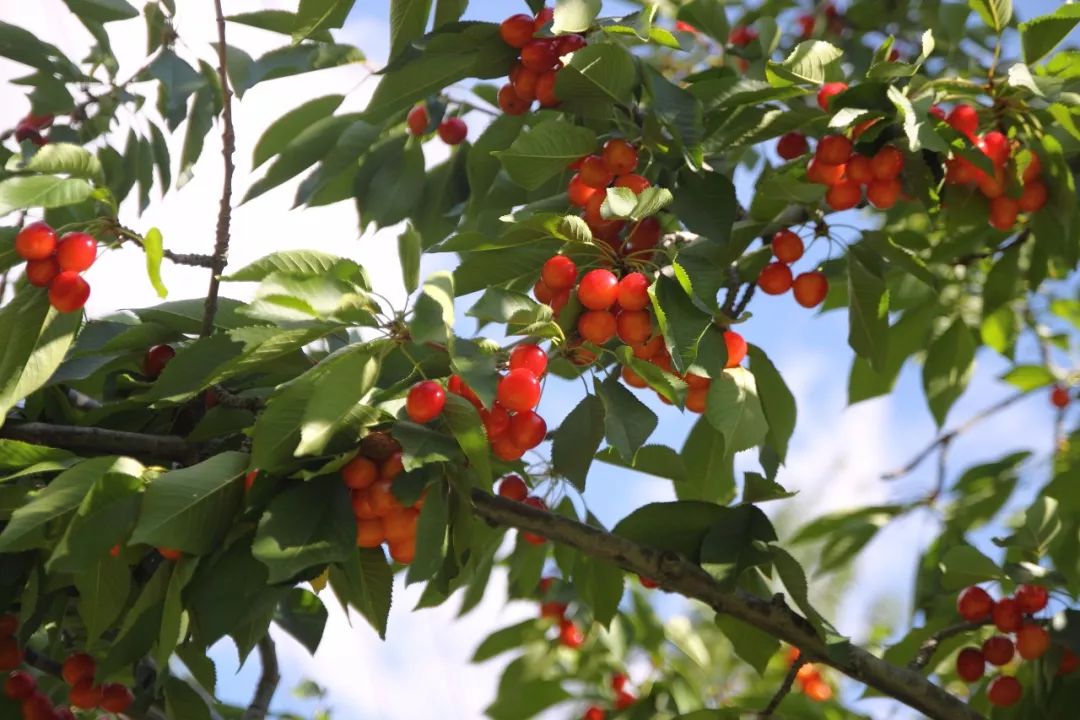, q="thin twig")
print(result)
[242,636,281,720]
[201,0,237,338]
[909,621,985,671]
[209,385,266,412]
[953,230,1030,266]
[720,265,741,315]
[758,658,806,717]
